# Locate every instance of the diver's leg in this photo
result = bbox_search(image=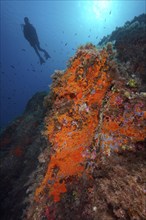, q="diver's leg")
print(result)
[33,46,45,65]
[37,43,51,59]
